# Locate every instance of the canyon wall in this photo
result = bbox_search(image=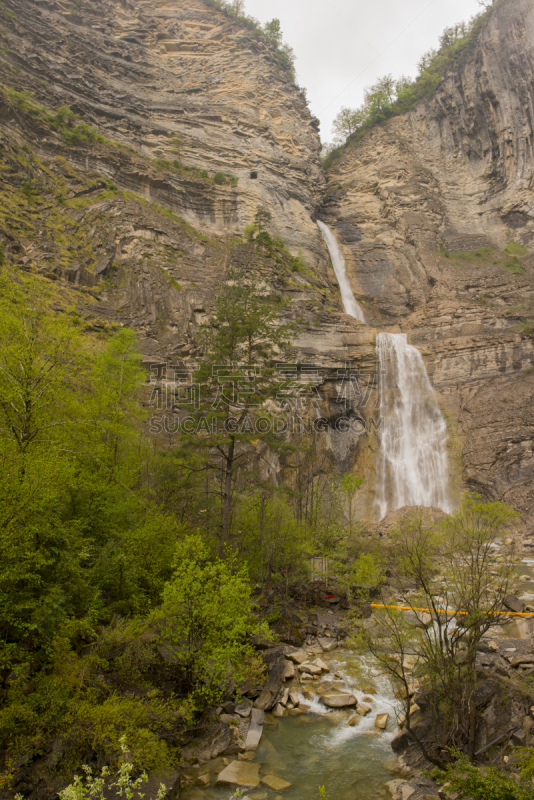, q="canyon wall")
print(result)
[2,0,534,520]
[321,0,534,521]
